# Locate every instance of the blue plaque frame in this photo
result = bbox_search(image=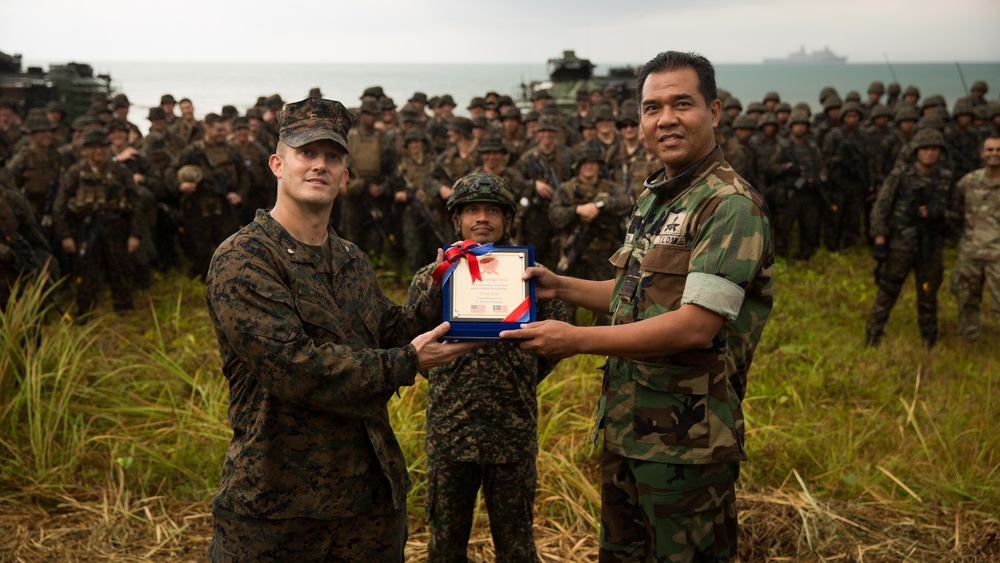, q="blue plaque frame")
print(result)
[442,246,536,340]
